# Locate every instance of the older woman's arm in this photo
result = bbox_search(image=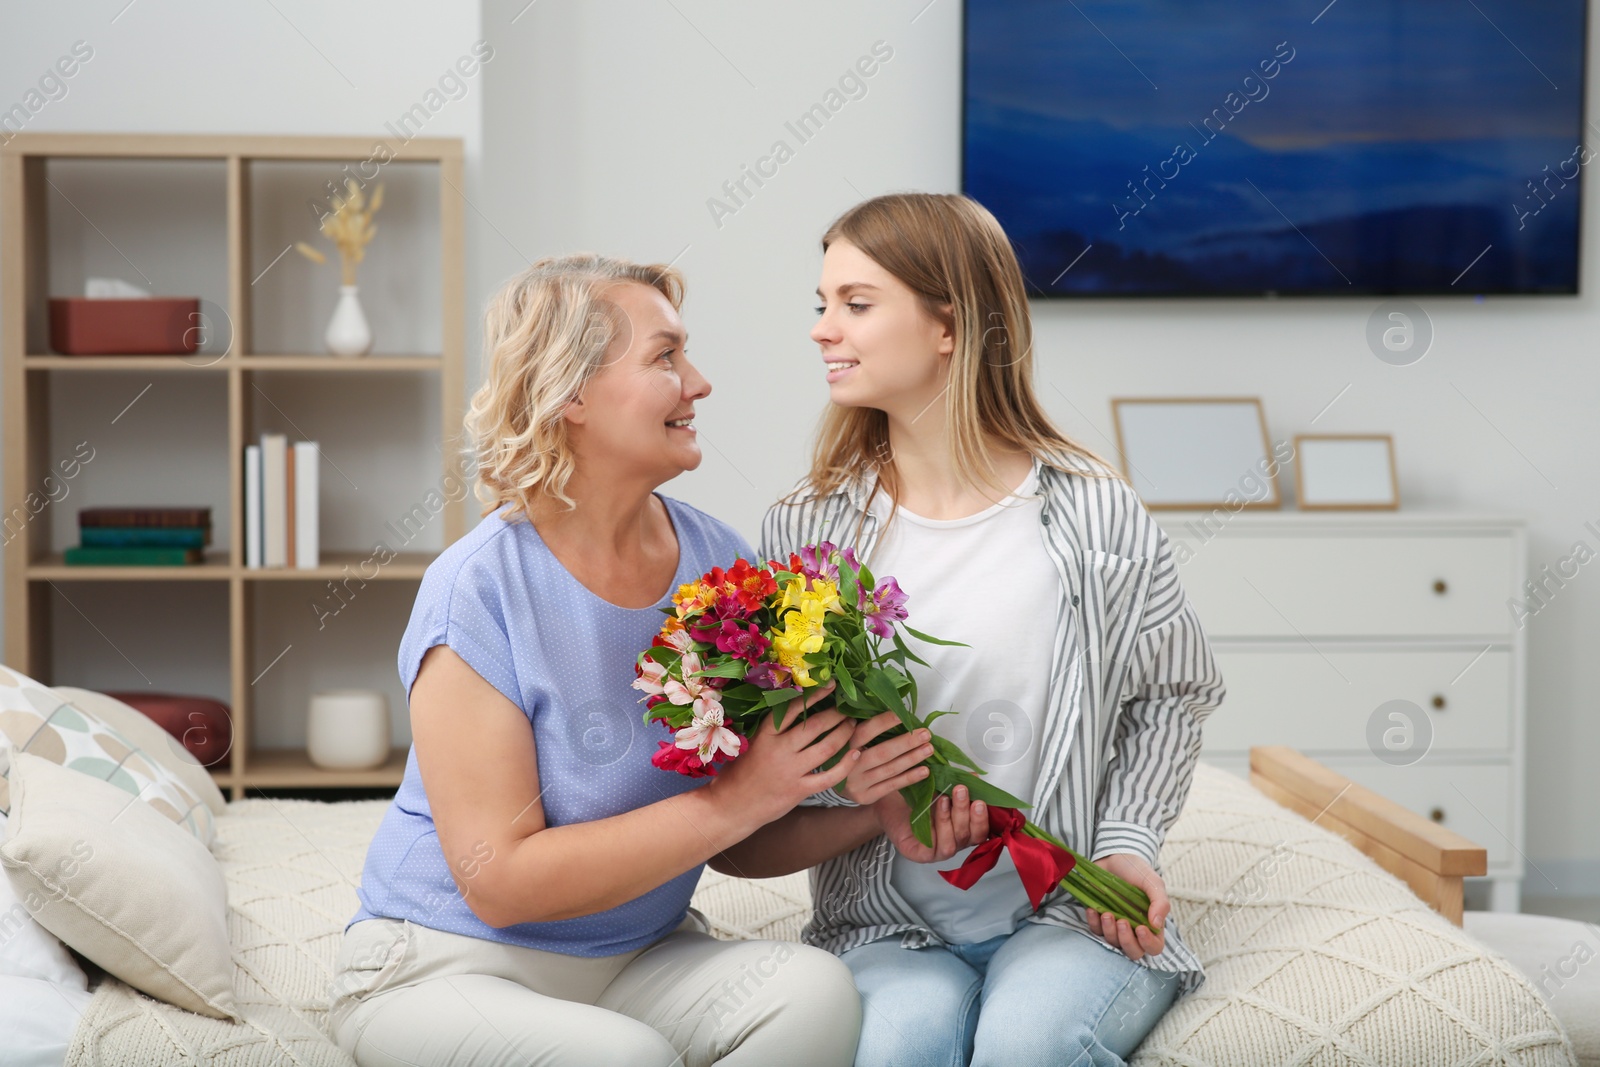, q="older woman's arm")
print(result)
[411,643,859,928]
